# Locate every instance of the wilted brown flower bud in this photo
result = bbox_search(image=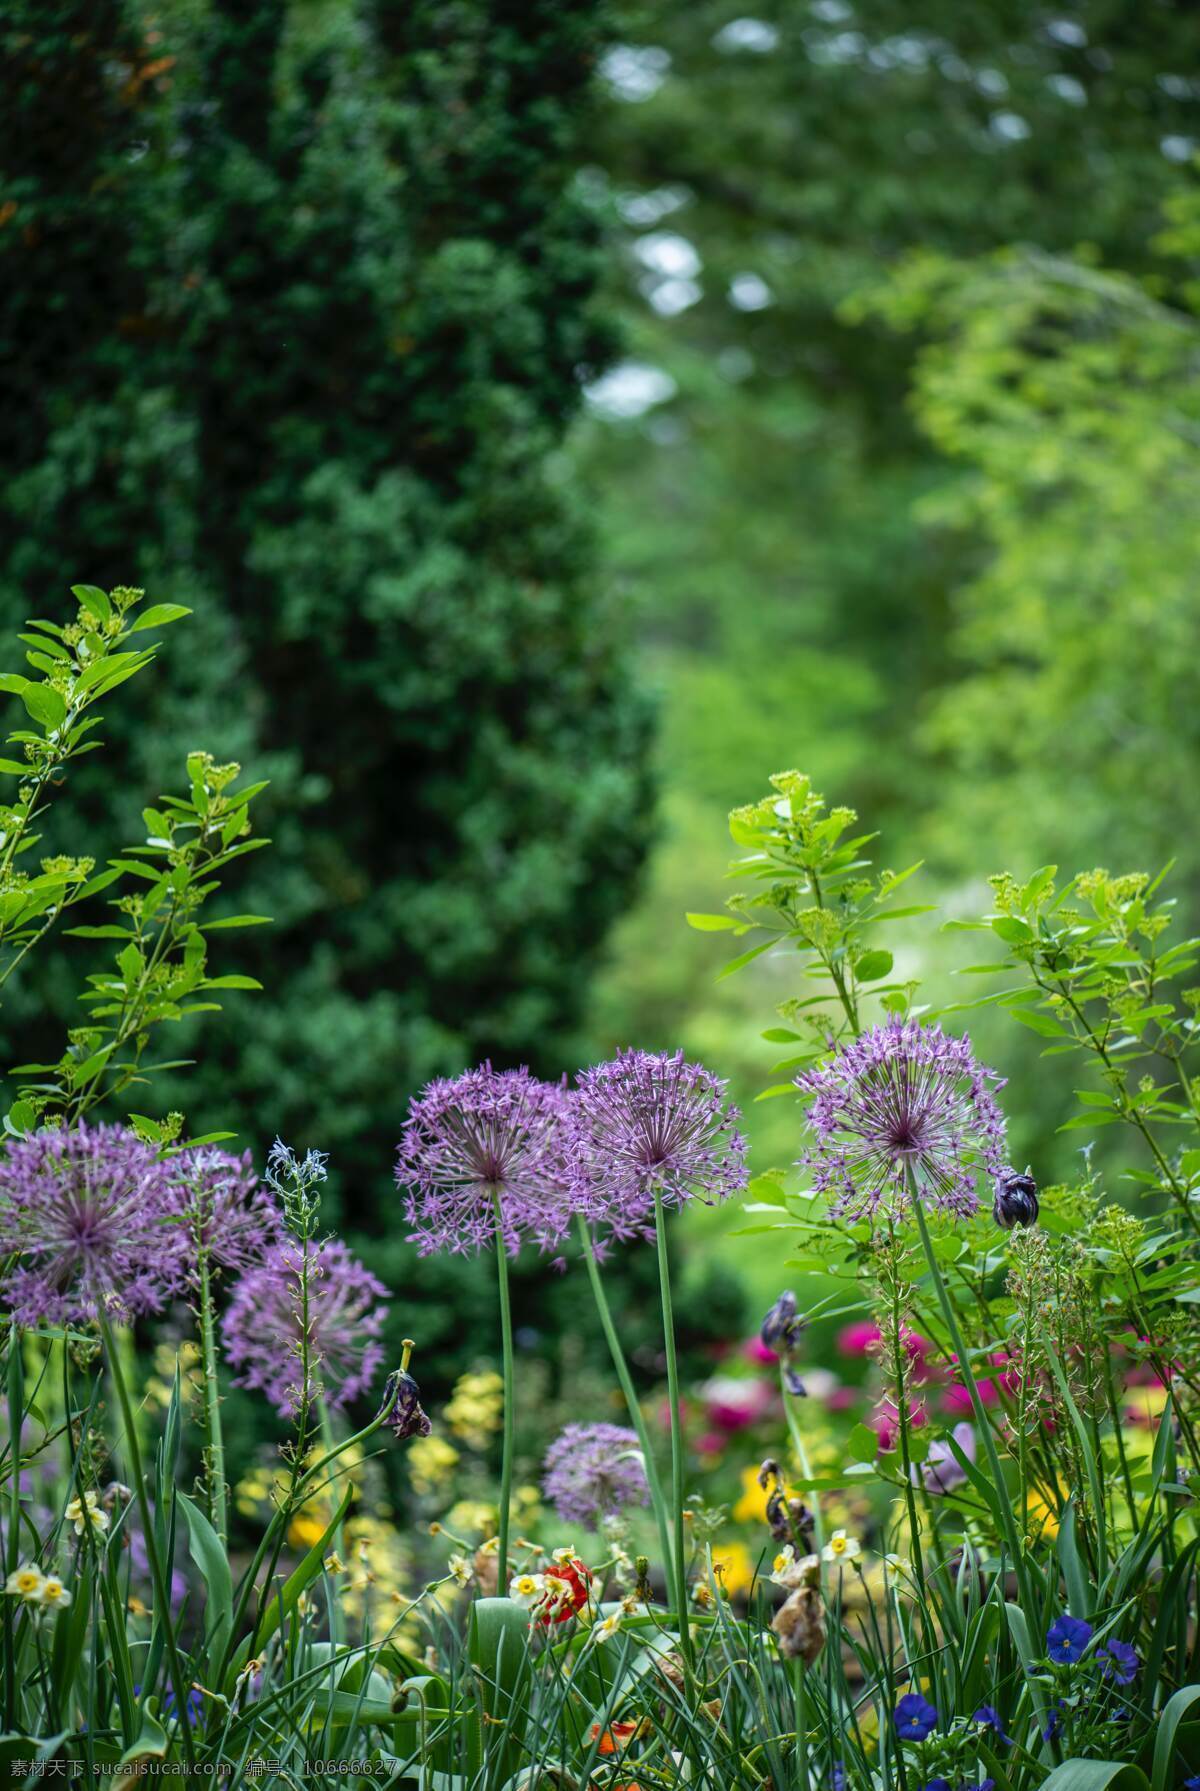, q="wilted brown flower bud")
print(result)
[771,1583,826,1664]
